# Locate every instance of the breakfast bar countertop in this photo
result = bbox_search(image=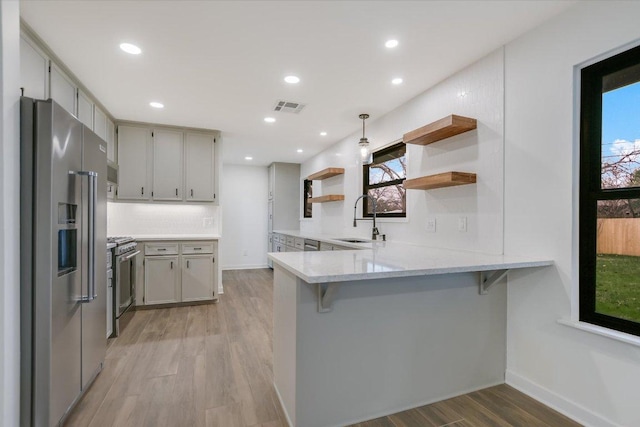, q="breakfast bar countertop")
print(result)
[269,231,552,284]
